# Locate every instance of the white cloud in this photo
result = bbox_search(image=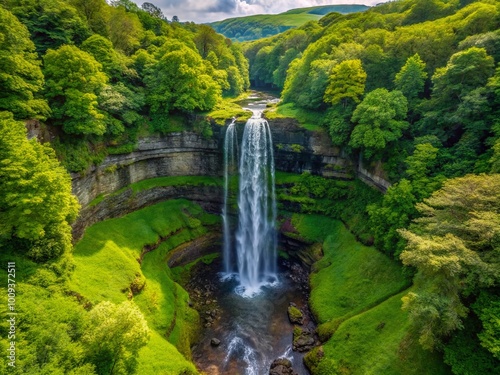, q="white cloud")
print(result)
[132,0,388,23]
